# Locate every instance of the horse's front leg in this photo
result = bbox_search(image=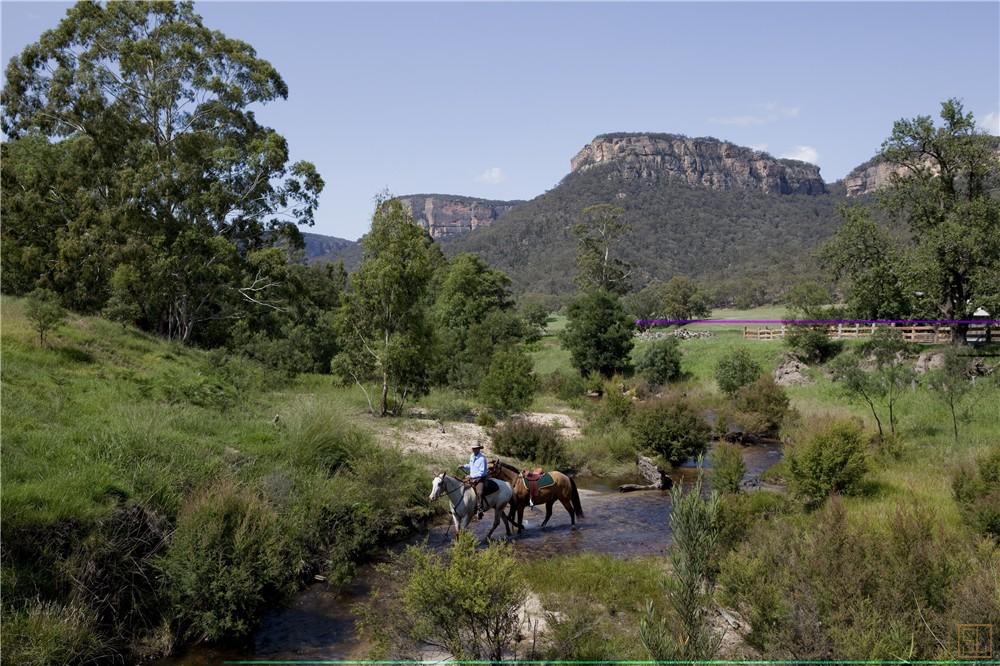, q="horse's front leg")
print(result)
[540,501,554,528]
[451,513,462,541]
